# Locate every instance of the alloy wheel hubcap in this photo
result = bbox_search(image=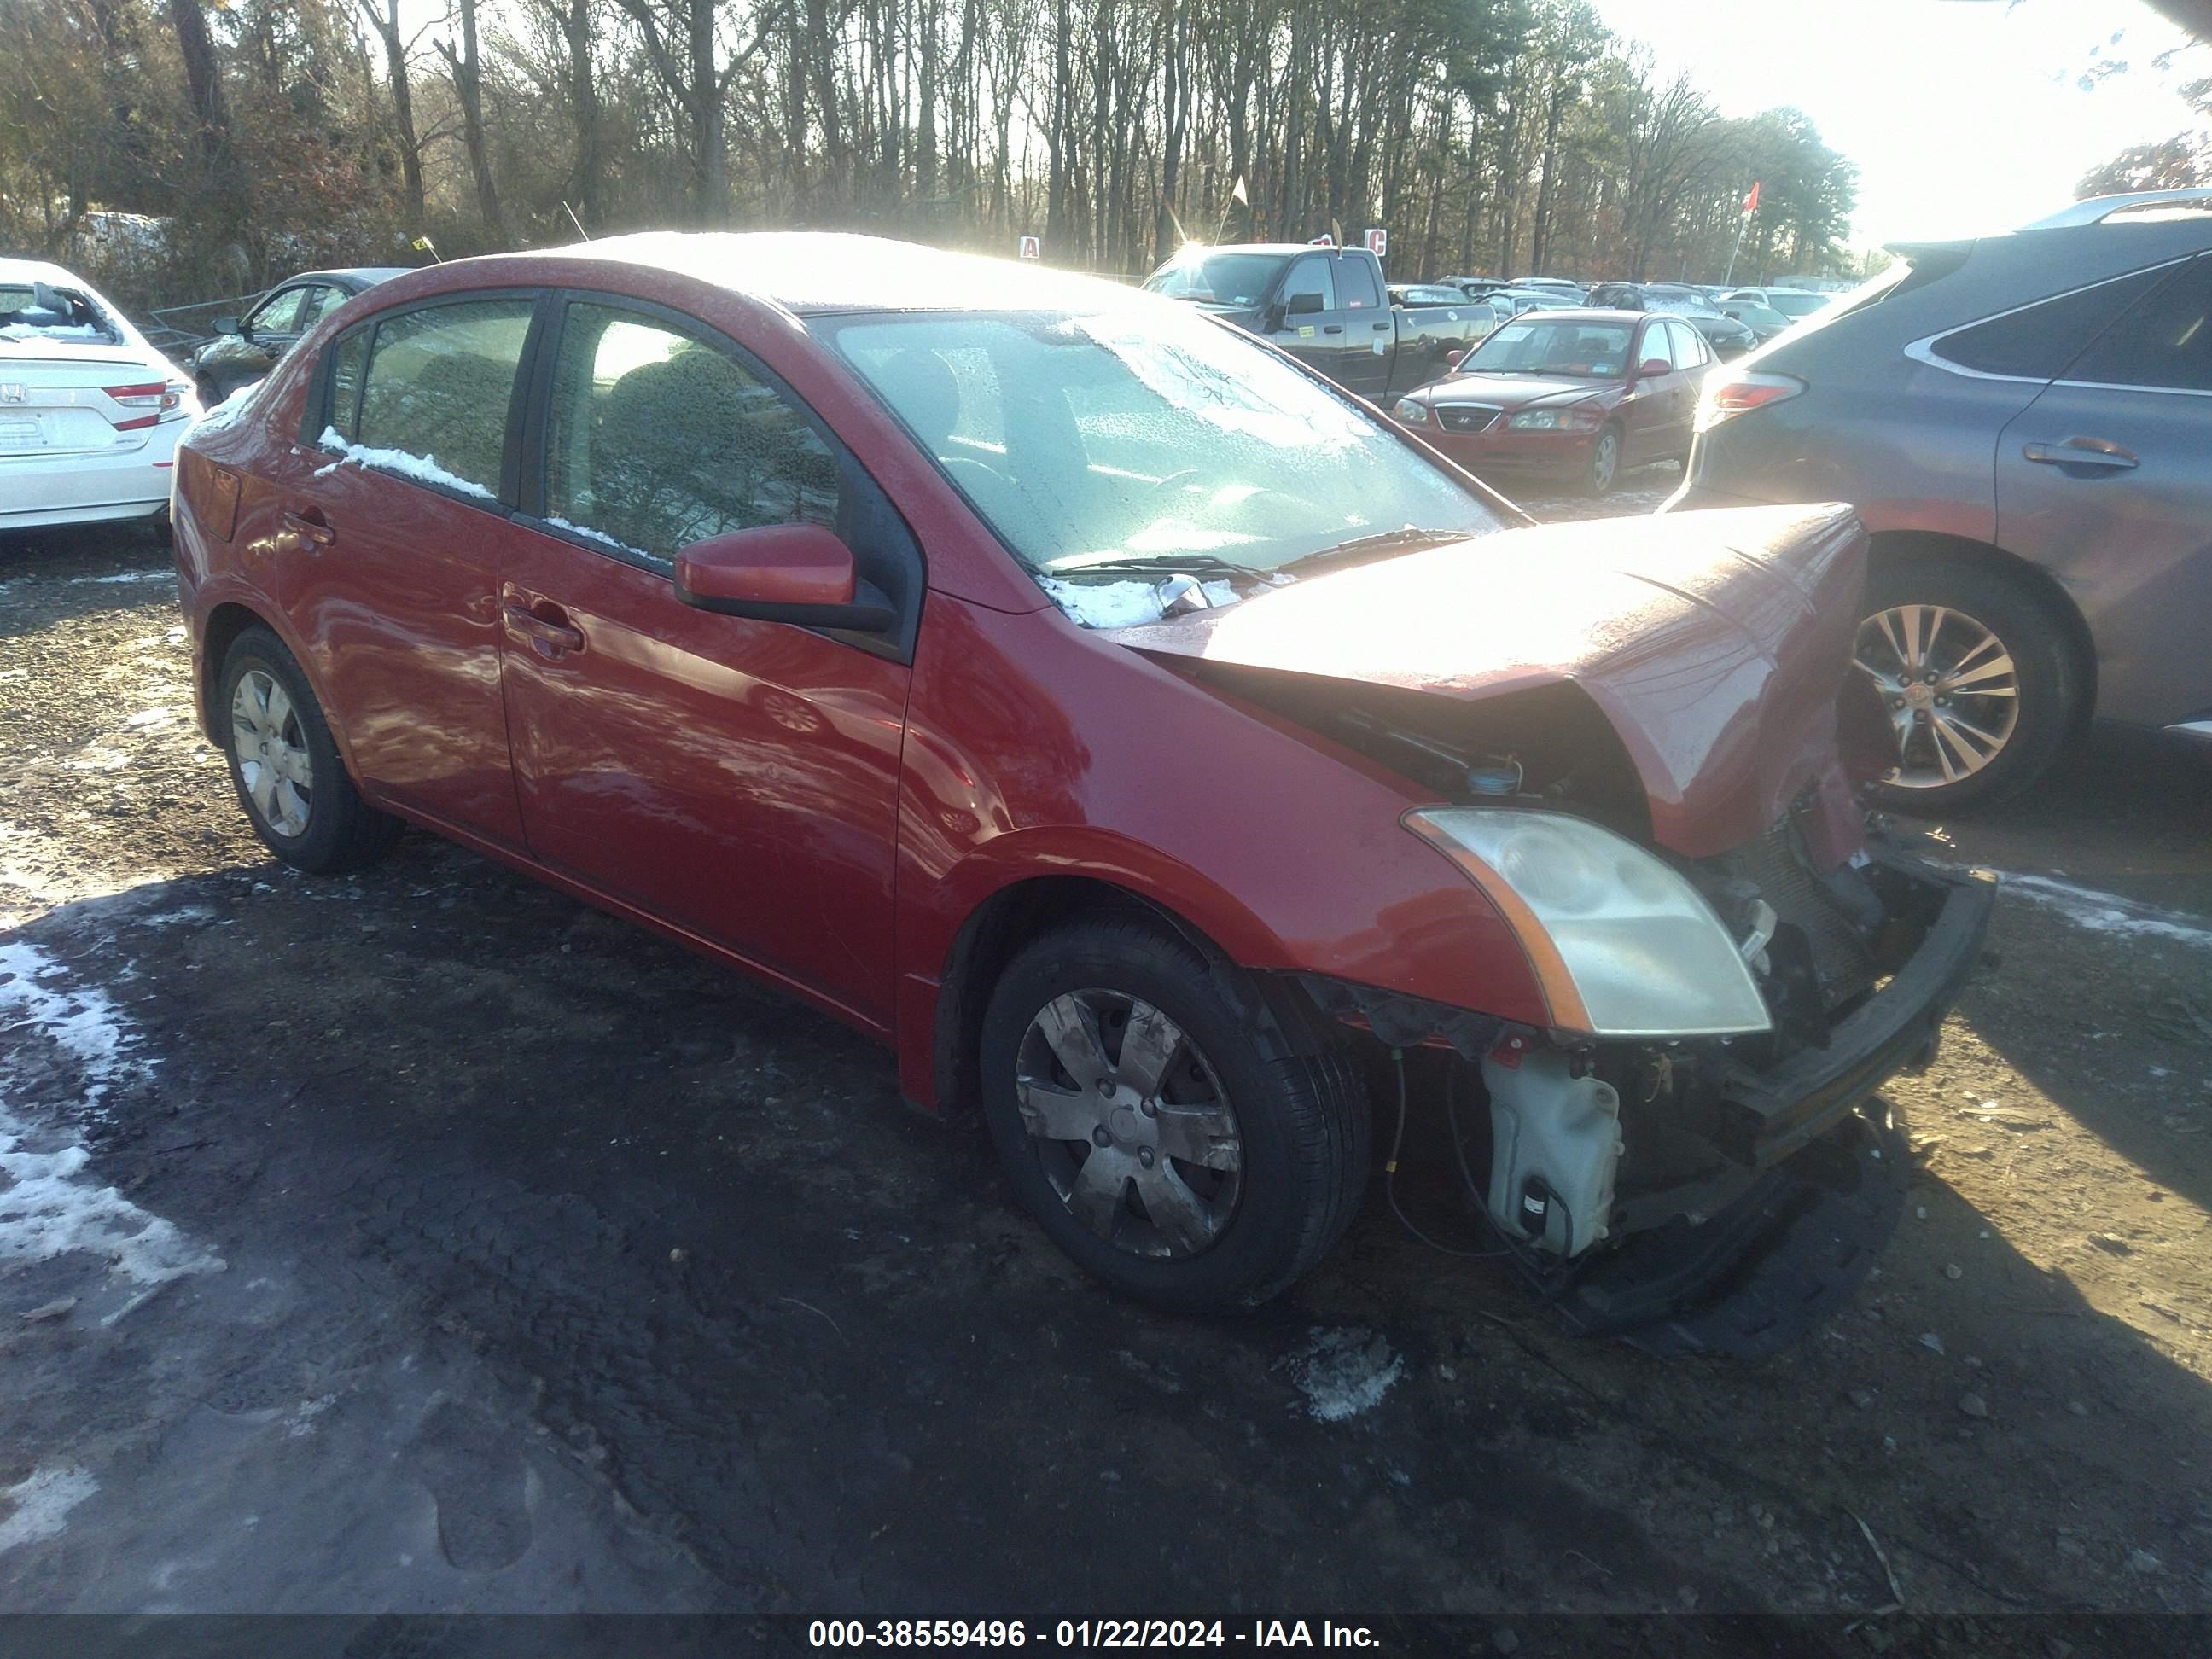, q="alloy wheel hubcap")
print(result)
[230,669,314,836]
[1592,433,1617,486]
[1854,603,2019,789]
[1014,988,1242,1258]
